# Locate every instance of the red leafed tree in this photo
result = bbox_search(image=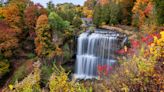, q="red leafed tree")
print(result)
[0,21,19,57]
[24,3,47,38]
[144,2,153,16]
